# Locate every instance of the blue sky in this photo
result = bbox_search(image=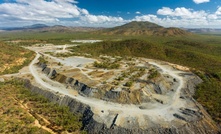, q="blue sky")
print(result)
[0,0,221,28]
